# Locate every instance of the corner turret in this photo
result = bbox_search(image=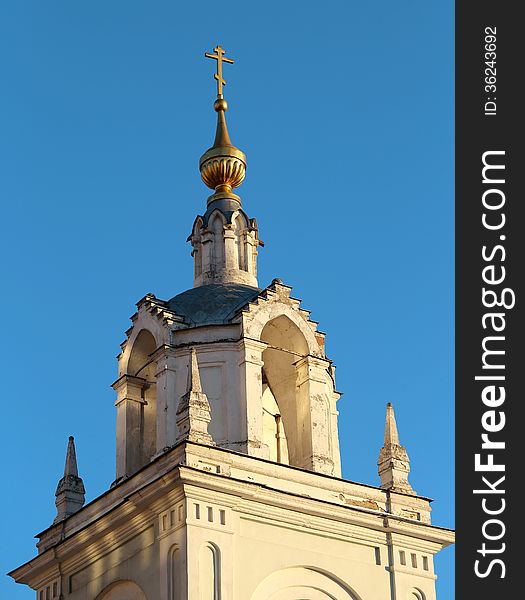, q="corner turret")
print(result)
[377,403,415,495]
[54,436,85,523]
